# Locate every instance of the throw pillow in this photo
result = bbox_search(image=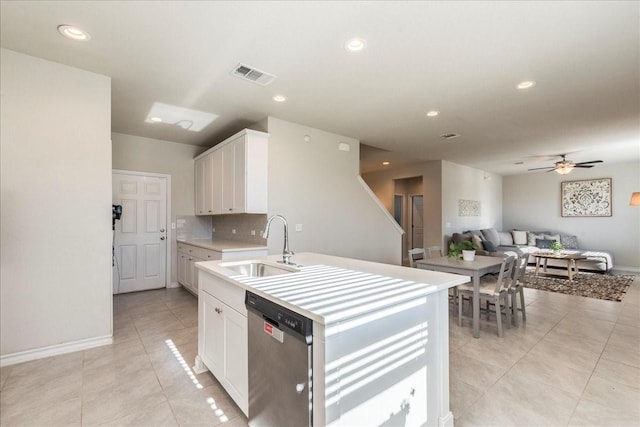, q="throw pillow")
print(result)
[561,234,579,249]
[498,231,514,246]
[471,234,484,250]
[535,239,555,249]
[527,232,545,246]
[483,240,497,252]
[452,232,472,244]
[481,228,501,247]
[511,230,528,245]
[544,234,561,242]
